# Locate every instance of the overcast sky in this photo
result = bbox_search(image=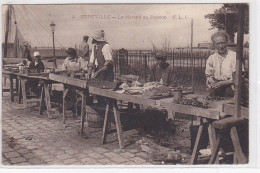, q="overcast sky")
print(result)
[2,4,249,50]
